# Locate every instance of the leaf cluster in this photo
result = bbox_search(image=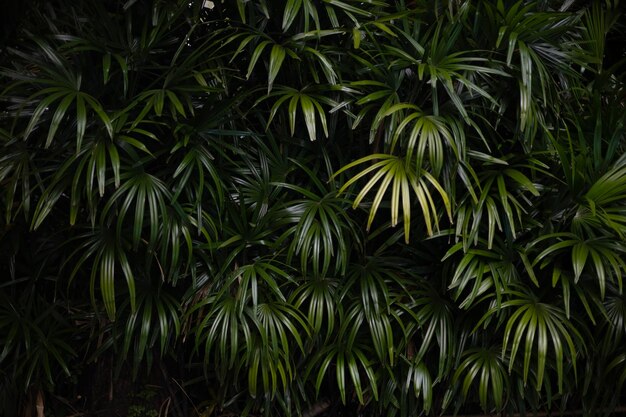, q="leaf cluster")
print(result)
[1,0,625,416]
